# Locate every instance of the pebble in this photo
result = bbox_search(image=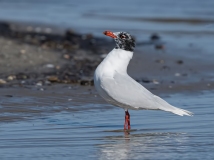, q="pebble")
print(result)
[63,54,70,59]
[153,80,160,84]
[20,49,26,54]
[176,60,183,64]
[35,27,41,33]
[141,79,151,83]
[45,80,51,85]
[55,65,61,70]
[150,33,160,41]
[7,75,15,80]
[45,28,52,33]
[175,73,181,77]
[36,82,43,86]
[21,80,26,84]
[45,64,55,68]
[26,26,33,32]
[0,79,6,84]
[47,76,59,82]
[4,95,13,97]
